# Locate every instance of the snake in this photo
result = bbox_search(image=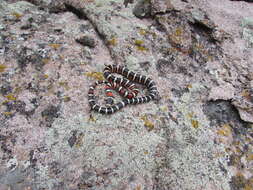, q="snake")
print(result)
[88,64,158,114]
